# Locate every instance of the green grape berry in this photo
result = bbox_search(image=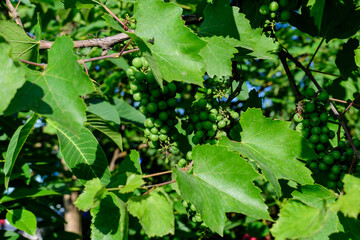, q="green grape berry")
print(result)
[294,113,303,123]
[197,99,207,108]
[309,134,320,144]
[323,155,334,165]
[331,165,341,175]
[134,71,146,82]
[305,102,316,113]
[319,162,327,171]
[218,120,226,129]
[309,162,318,170]
[269,1,279,12]
[318,91,329,102]
[147,102,158,113]
[132,57,143,69]
[331,150,341,160]
[305,88,316,98]
[259,5,270,15]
